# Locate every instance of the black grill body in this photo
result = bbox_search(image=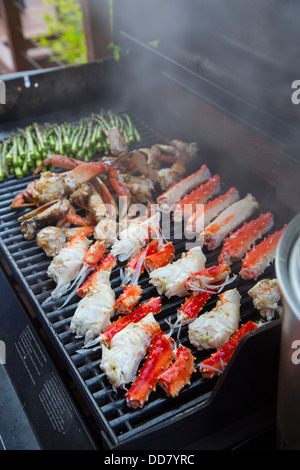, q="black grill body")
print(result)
[0,39,297,449]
